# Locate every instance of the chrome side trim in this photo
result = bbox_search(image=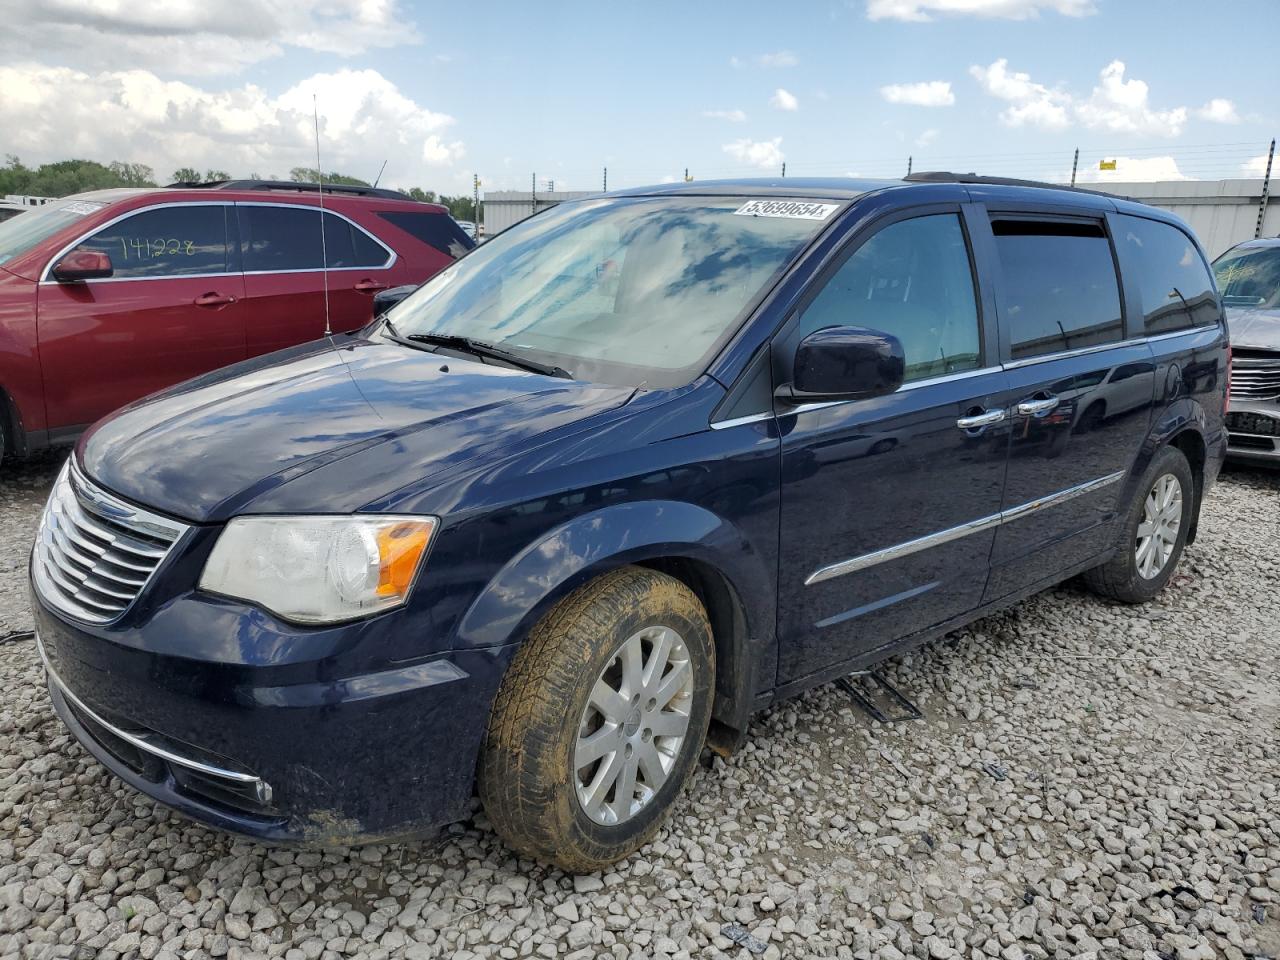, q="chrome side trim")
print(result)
[804,470,1127,586]
[710,411,773,430]
[37,634,270,797]
[1002,337,1142,370]
[998,470,1126,524]
[782,365,1005,417]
